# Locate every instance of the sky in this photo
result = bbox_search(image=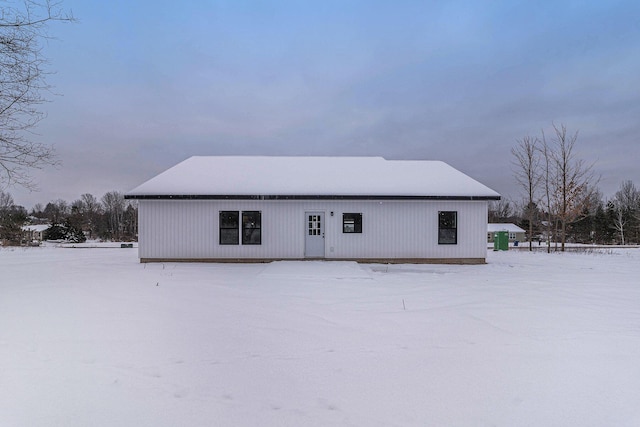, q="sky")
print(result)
[6,0,640,209]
